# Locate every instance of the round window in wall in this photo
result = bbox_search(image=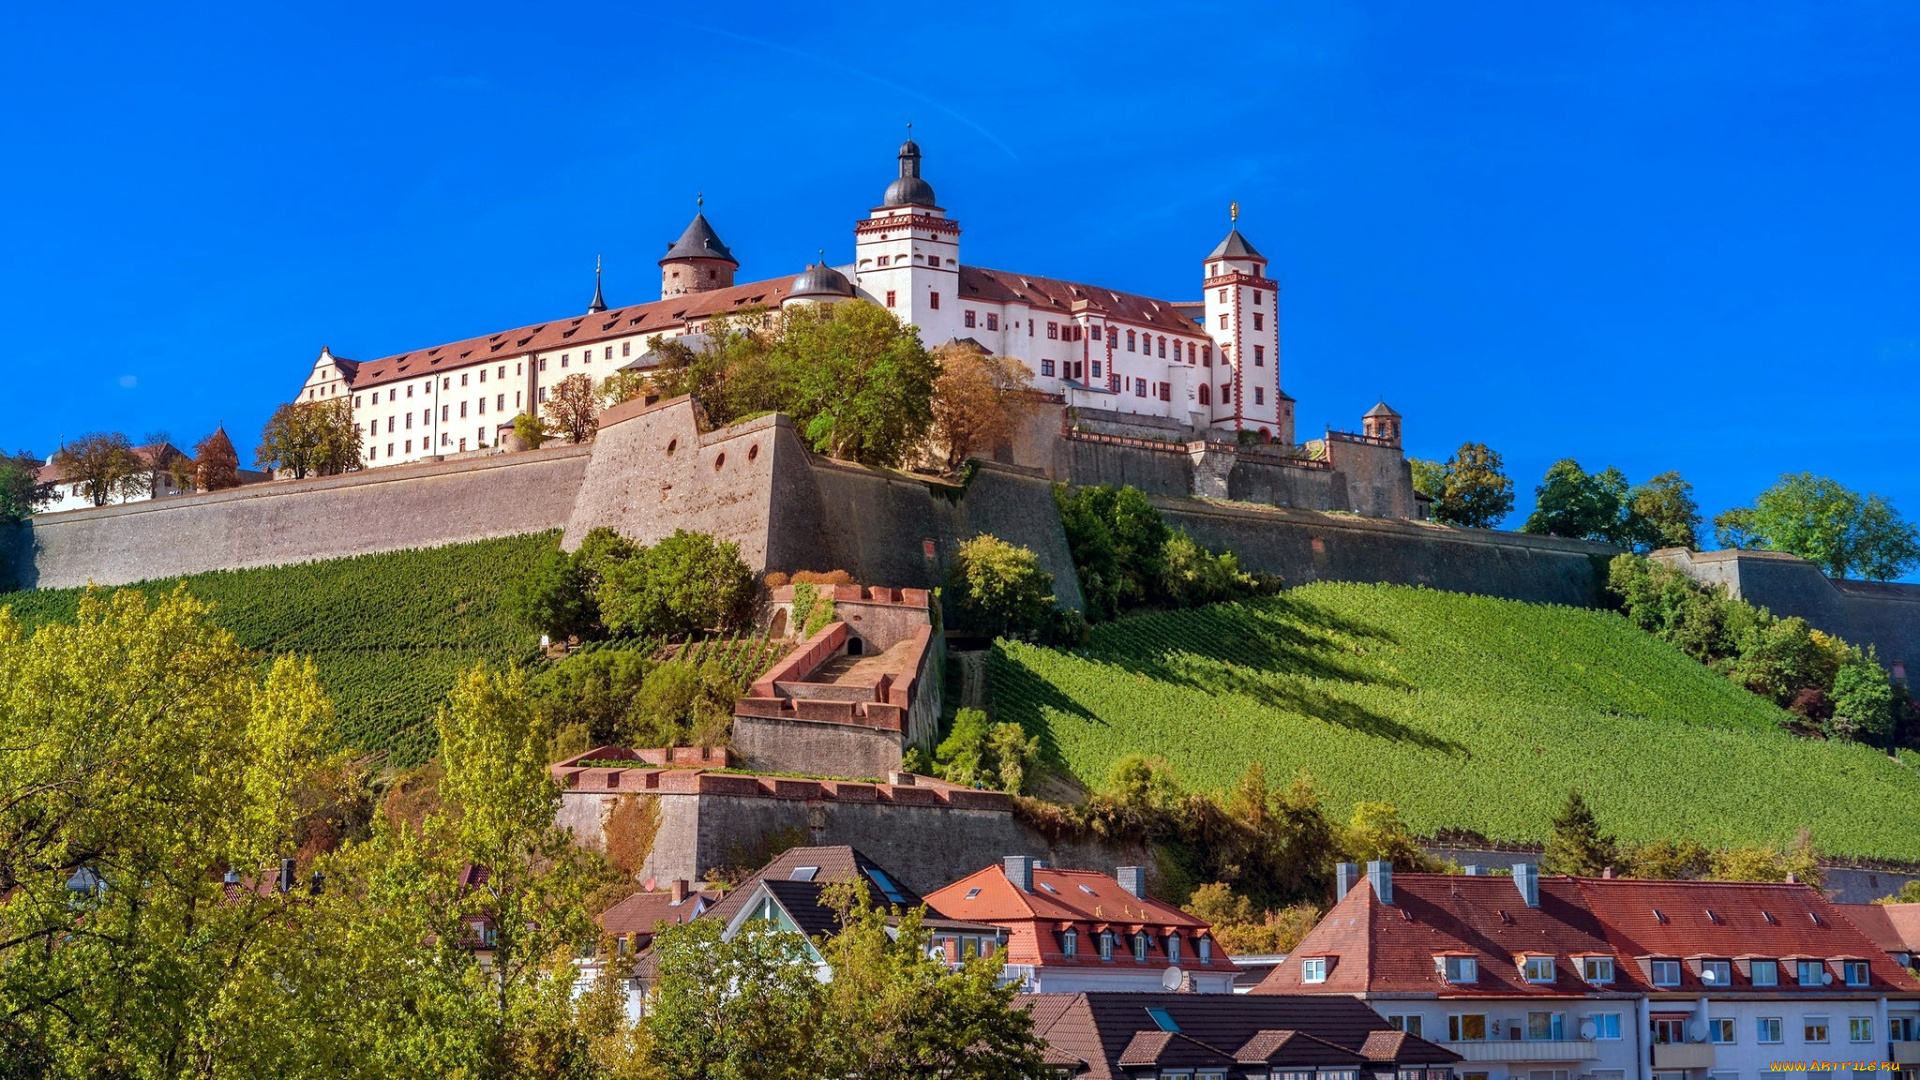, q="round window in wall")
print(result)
[748,443,759,462]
